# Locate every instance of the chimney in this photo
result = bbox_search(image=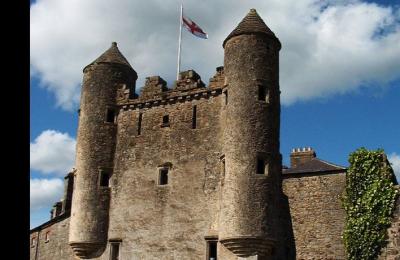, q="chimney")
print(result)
[290,147,316,168]
[61,170,75,214]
